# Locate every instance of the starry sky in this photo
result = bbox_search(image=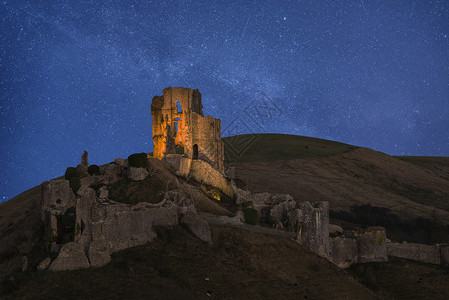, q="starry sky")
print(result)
[1,0,449,202]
